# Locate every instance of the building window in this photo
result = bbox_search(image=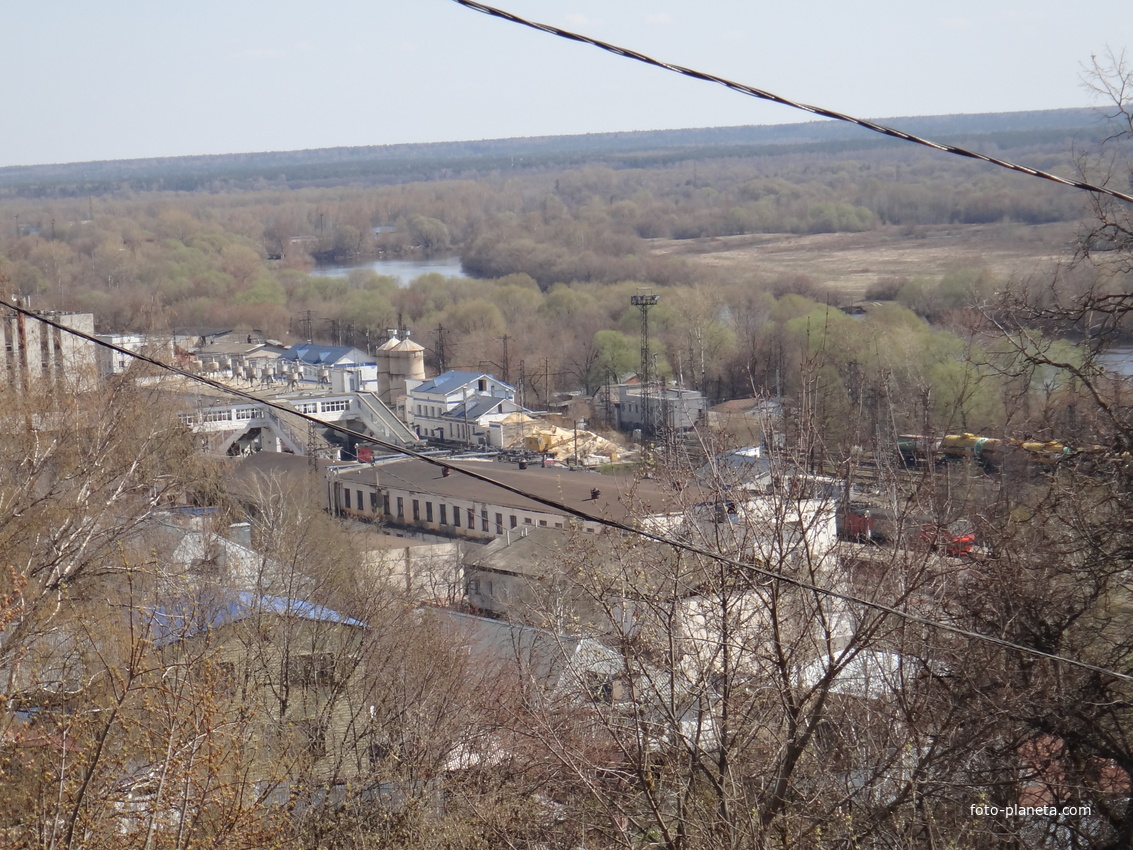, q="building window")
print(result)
[203,409,233,422]
[481,509,489,532]
[235,407,257,420]
[343,489,351,510]
[555,522,563,528]
[189,555,220,577]
[383,494,390,515]
[440,504,448,525]
[510,515,517,528]
[524,517,533,525]
[371,492,379,512]
[357,490,365,511]
[453,507,461,528]
[396,497,404,518]
[585,673,616,704]
[426,502,434,523]
[214,661,238,696]
[538,519,547,527]
[288,718,327,760]
[495,513,503,534]
[321,399,349,412]
[286,653,337,688]
[413,500,420,521]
